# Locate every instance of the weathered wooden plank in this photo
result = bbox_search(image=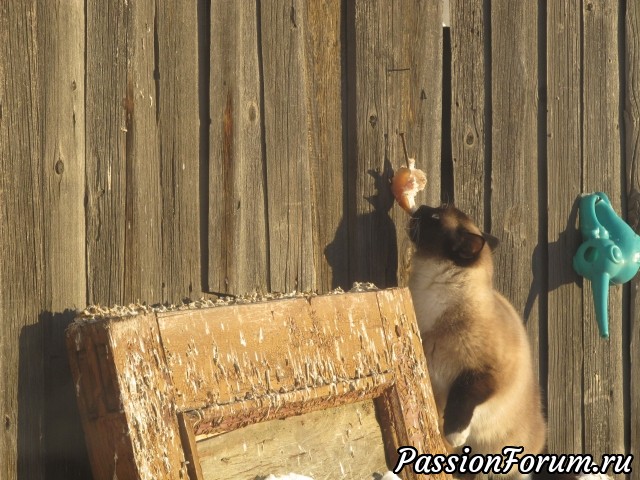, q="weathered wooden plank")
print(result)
[0,1,46,478]
[39,0,90,477]
[350,0,442,288]
[85,0,162,305]
[196,400,388,480]
[546,0,584,456]
[67,315,187,480]
[85,0,127,305]
[156,2,200,302]
[625,0,640,468]
[348,0,394,289]
[490,1,540,369]
[450,0,486,228]
[581,0,625,466]
[304,0,346,292]
[157,294,391,411]
[392,0,442,288]
[209,0,268,295]
[375,288,447,477]
[261,0,315,292]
